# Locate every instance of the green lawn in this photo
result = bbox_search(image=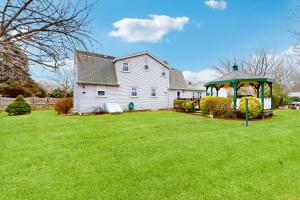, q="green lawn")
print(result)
[0,110,299,200]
